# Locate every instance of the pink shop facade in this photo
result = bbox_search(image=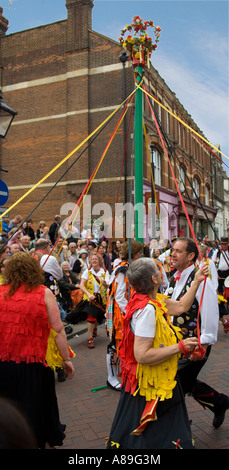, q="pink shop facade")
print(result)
[144,181,178,244]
